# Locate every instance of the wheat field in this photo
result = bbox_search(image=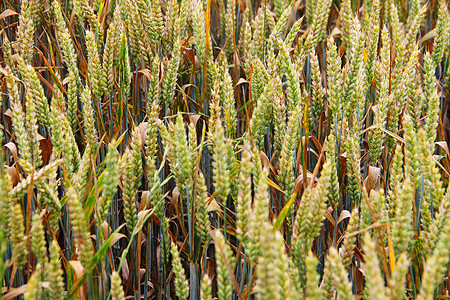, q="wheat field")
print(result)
[0,0,449,298]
